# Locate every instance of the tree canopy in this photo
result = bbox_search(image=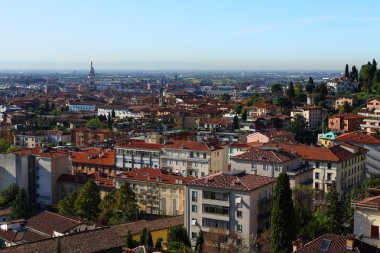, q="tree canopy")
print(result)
[85,118,105,129]
[74,179,101,220]
[10,189,30,219]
